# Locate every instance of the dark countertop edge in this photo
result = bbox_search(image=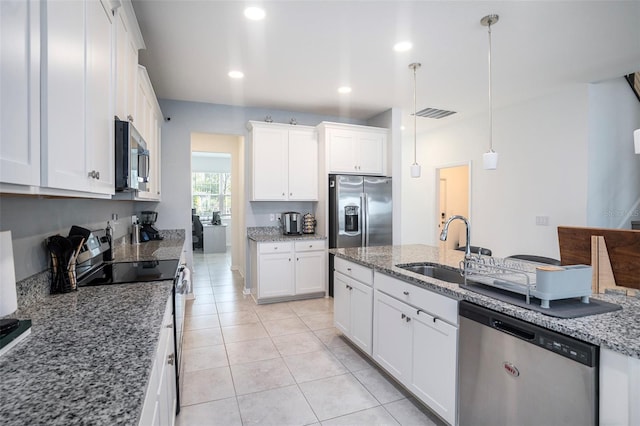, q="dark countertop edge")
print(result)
[330,248,640,360]
[247,234,327,242]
